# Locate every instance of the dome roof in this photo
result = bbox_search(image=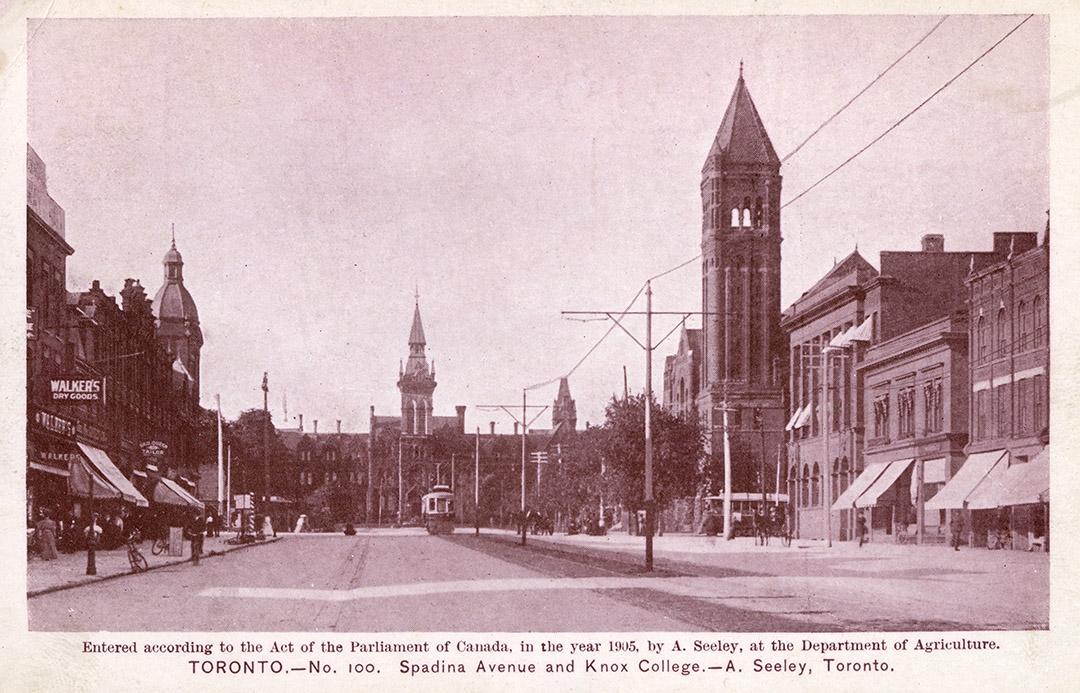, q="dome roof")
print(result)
[164,245,183,264]
[152,281,199,322]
